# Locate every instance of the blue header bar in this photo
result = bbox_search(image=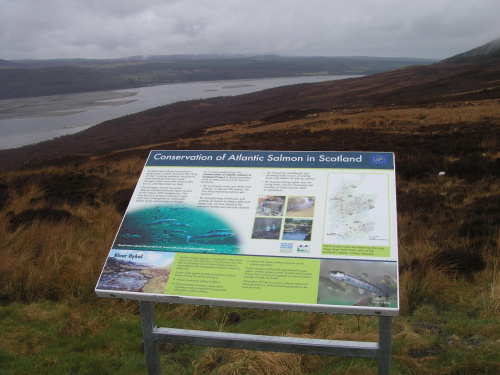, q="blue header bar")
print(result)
[146,150,394,170]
